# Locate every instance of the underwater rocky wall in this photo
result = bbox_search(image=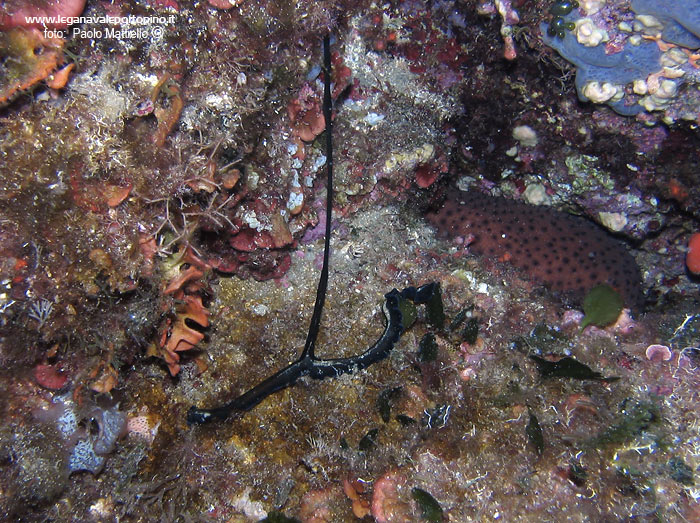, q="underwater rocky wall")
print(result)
[0,0,698,521]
